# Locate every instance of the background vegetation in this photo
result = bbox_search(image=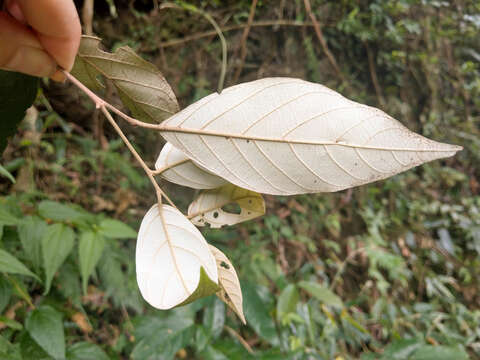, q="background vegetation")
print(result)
[0,0,479,359]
